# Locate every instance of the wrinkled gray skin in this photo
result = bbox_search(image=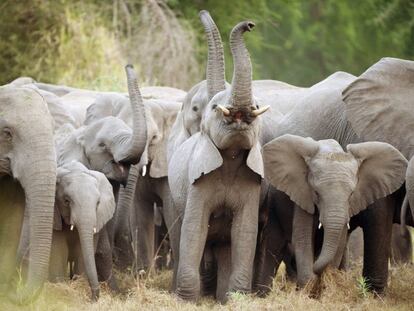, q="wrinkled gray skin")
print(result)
[169,20,269,302]
[260,135,406,290]
[342,57,414,227]
[56,66,147,185]
[254,68,408,296]
[48,162,116,301]
[347,225,412,267]
[0,86,56,304]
